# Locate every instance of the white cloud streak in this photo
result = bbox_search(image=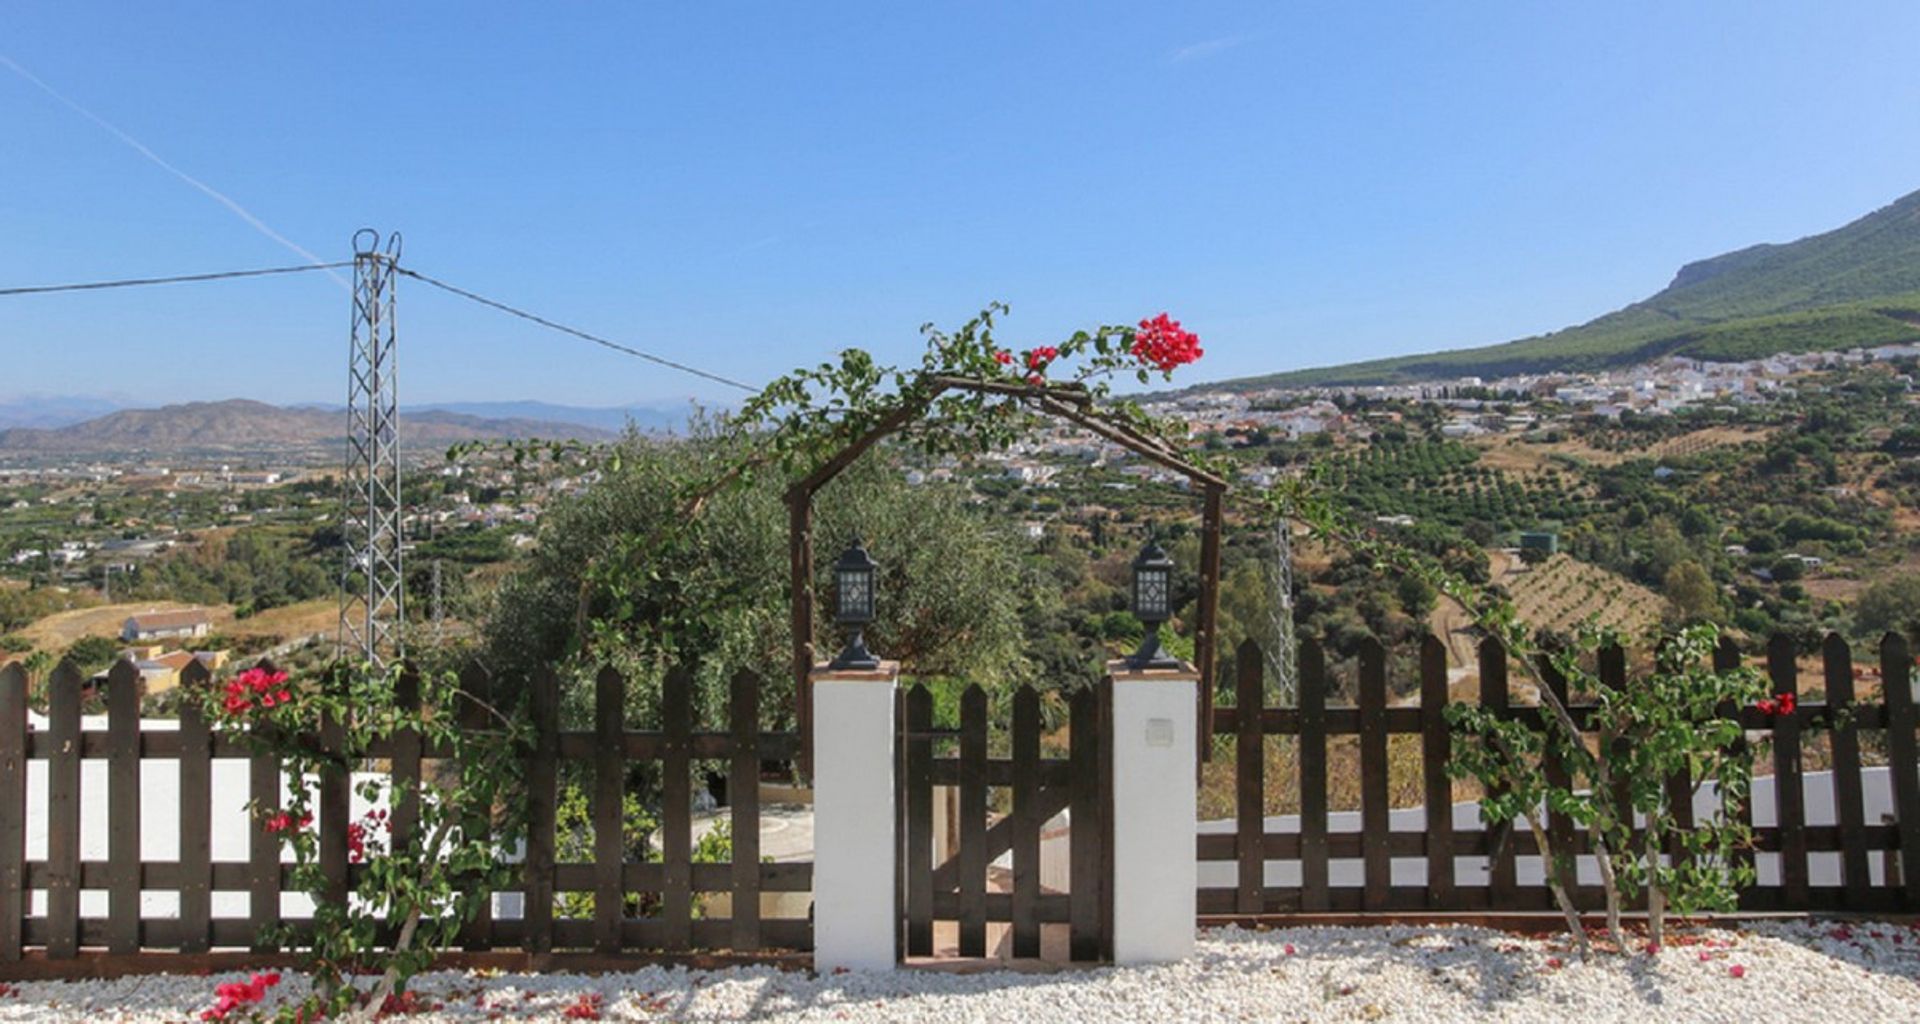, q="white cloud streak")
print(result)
[1171,34,1251,63]
[1,54,349,290]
